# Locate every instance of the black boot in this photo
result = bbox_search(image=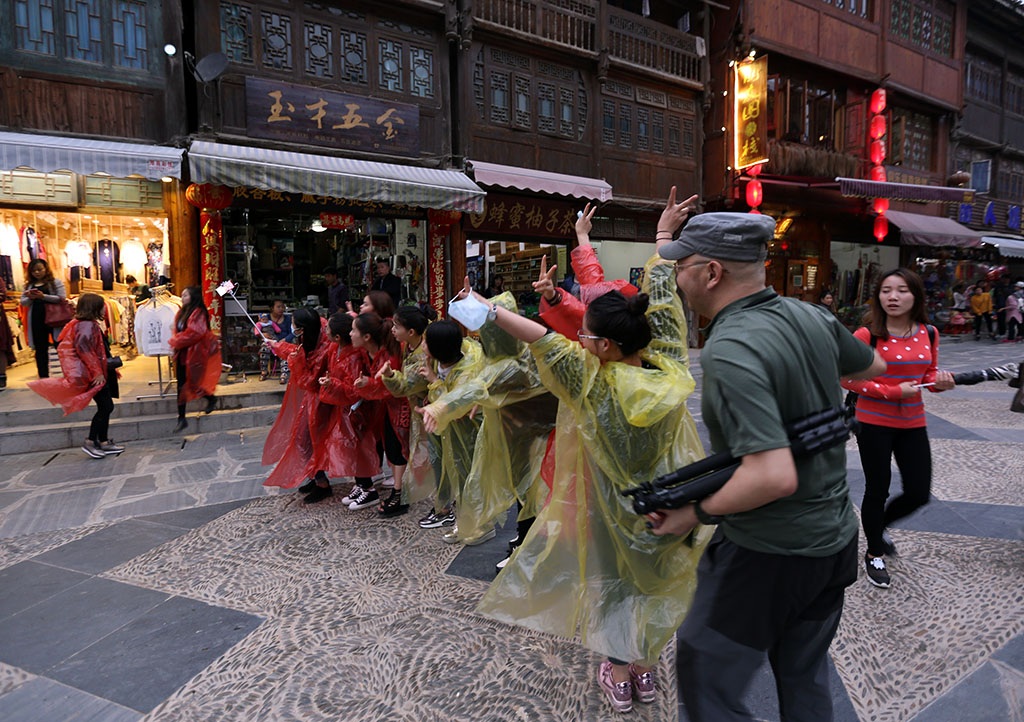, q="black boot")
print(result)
[173,417,188,433]
[297,479,317,494]
[377,488,409,517]
[303,484,333,504]
[204,396,217,414]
